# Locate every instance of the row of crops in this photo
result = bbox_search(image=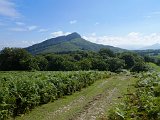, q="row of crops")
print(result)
[108,72,160,120]
[0,71,110,119]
